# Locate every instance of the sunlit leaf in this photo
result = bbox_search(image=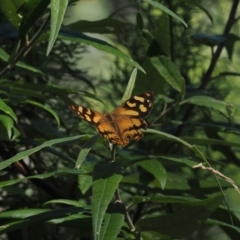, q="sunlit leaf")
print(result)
[47,0,68,55]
